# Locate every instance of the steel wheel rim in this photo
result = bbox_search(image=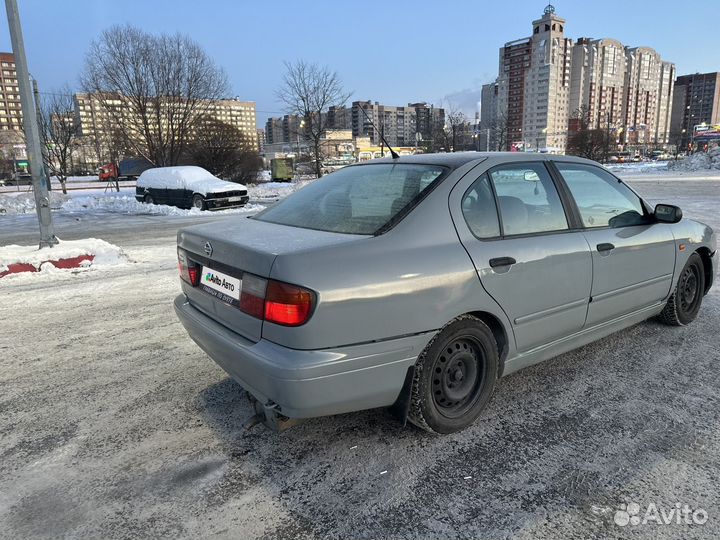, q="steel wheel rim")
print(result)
[431,336,486,419]
[679,264,700,313]
[193,197,203,209]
